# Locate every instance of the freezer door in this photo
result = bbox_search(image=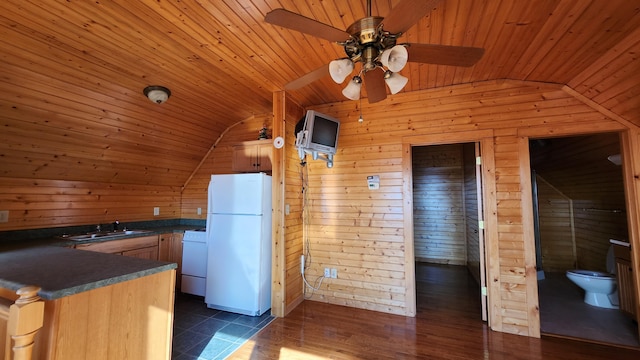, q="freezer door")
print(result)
[205,214,269,315]
[208,174,266,215]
